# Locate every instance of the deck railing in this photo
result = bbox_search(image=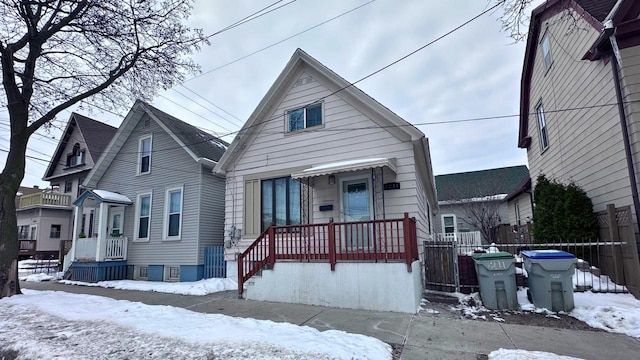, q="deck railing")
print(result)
[19,192,71,208]
[105,236,128,259]
[19,240,37,255]
[434,231,482,253]
[238,213,418,296]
